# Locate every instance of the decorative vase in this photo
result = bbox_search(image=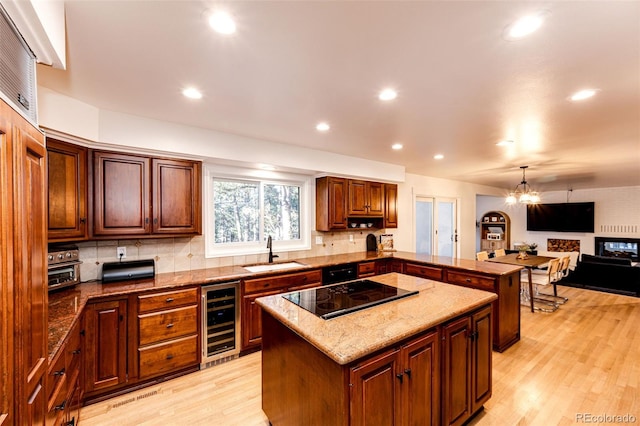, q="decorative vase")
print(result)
[517,250,529,260]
